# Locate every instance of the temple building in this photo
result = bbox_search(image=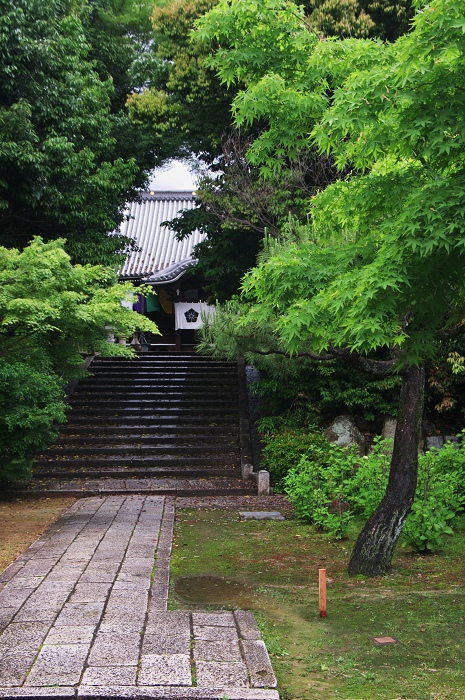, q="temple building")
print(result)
[117,191,214,350]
